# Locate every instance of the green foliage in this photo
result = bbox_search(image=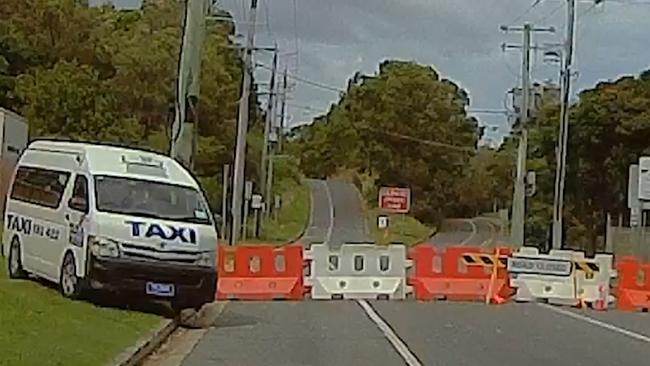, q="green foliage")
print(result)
[256,178,310,244]
[367,208,434,246]
[0,258,160,366]
[510,71,650,250]
[0,0,267,218]
[454,147,513,217]
[16,60,143,144]
[291,60,483,225]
